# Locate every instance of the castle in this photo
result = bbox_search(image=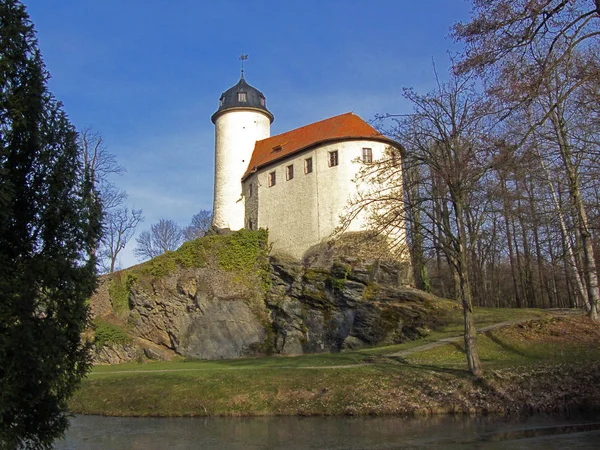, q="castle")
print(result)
[211,74,404,259]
